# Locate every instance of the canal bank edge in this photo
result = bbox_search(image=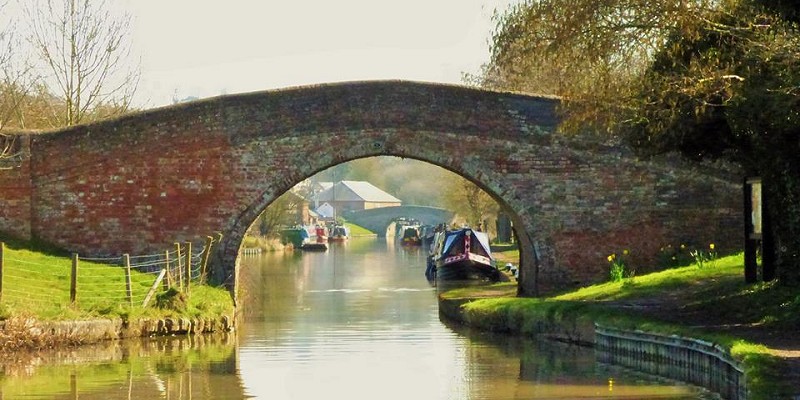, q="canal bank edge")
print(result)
[437,293,789,400]
[0,315,234,350]
[437,295,595,345]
